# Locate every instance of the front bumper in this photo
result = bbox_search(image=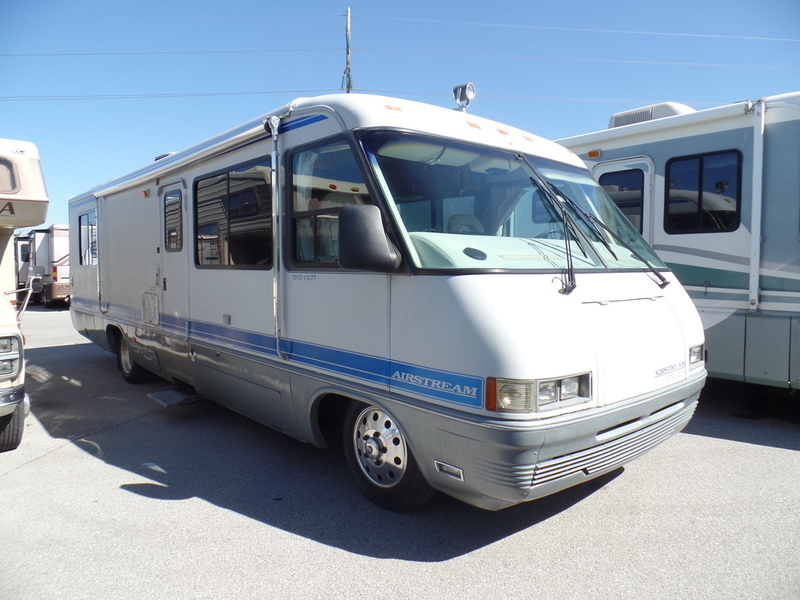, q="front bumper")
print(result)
[0,386,28,419]
[402,370,706,510]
